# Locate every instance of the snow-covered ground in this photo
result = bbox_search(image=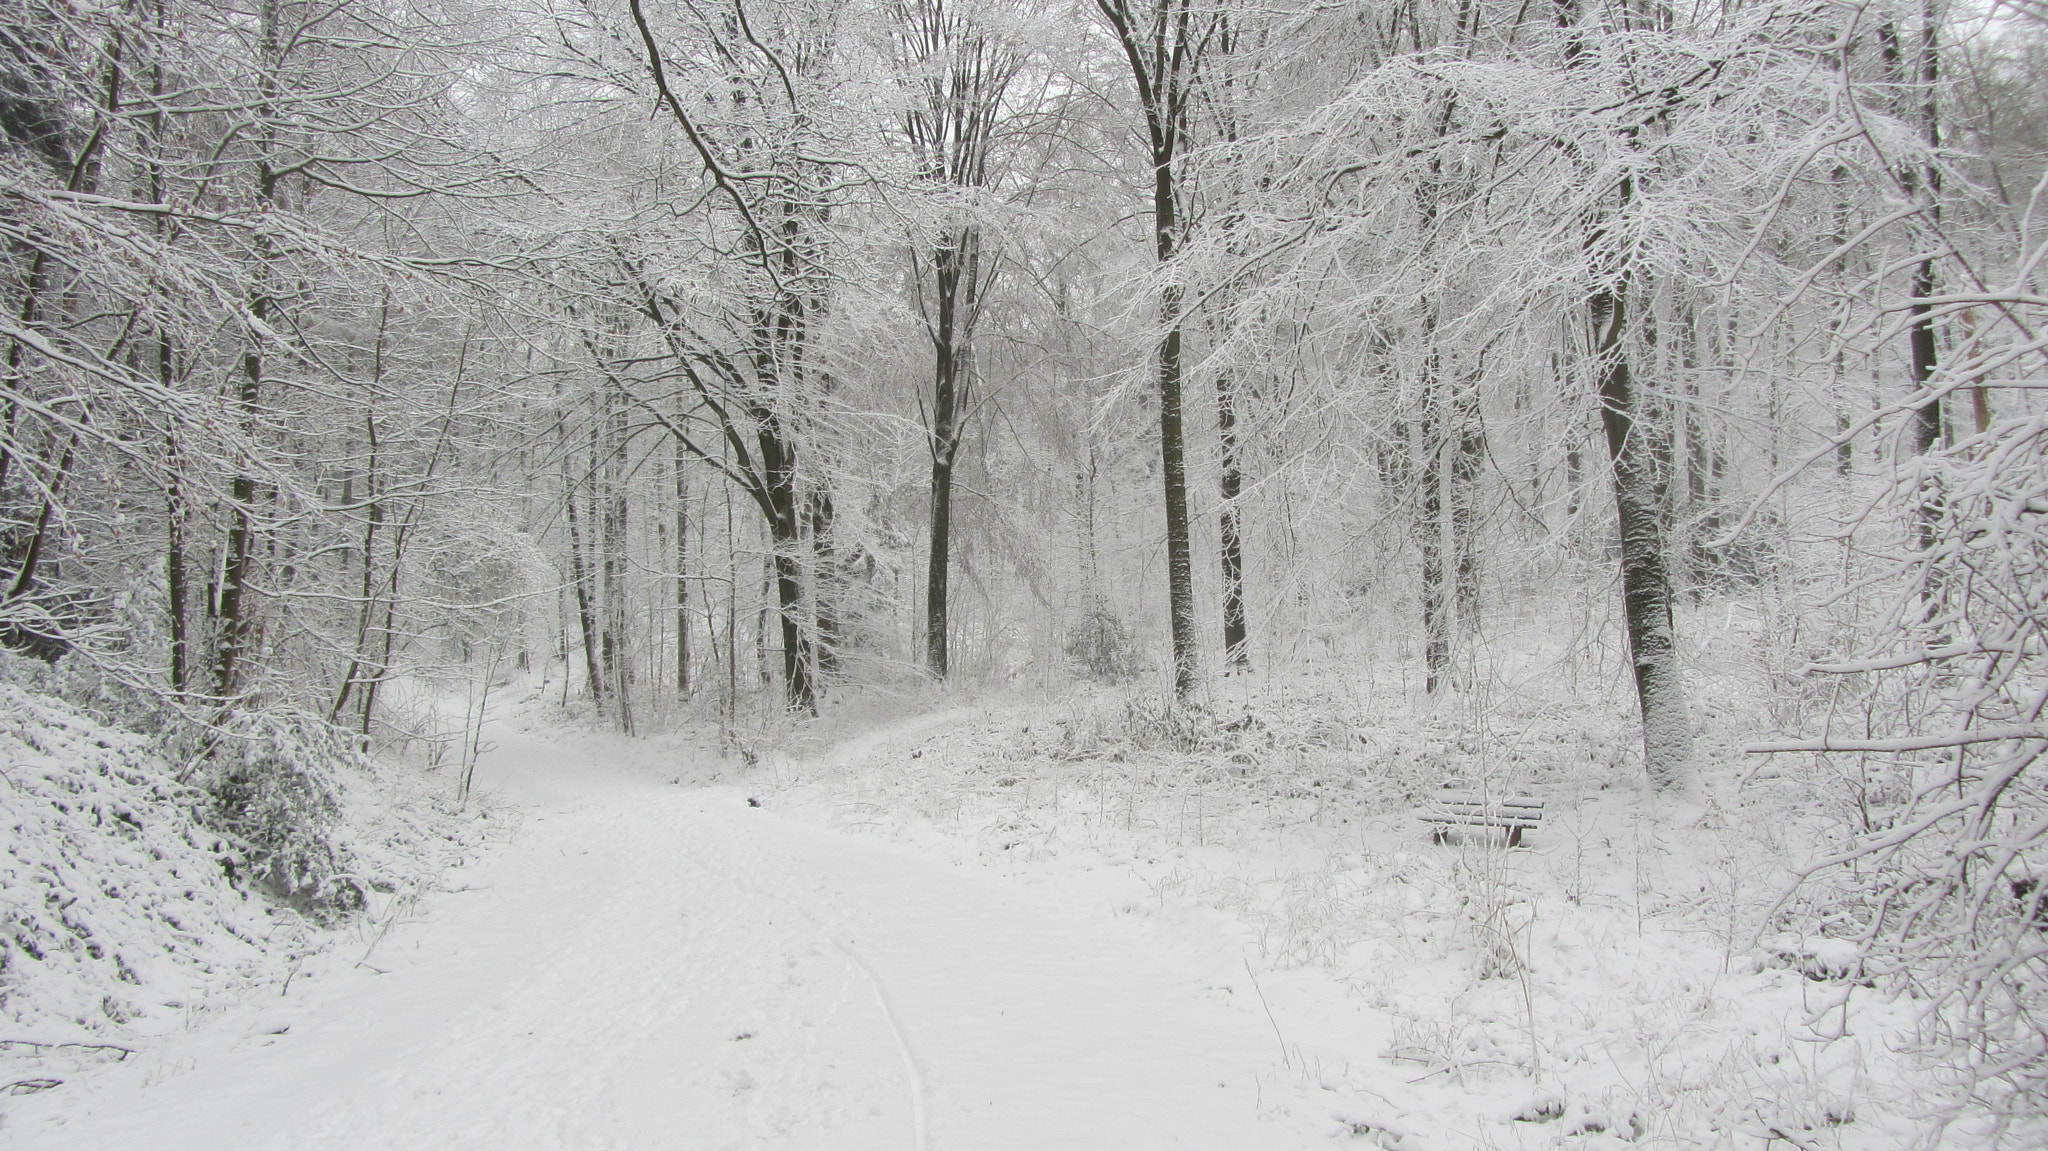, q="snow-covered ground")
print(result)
[3,680,1933,1149]
[4,712,1360,1149]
